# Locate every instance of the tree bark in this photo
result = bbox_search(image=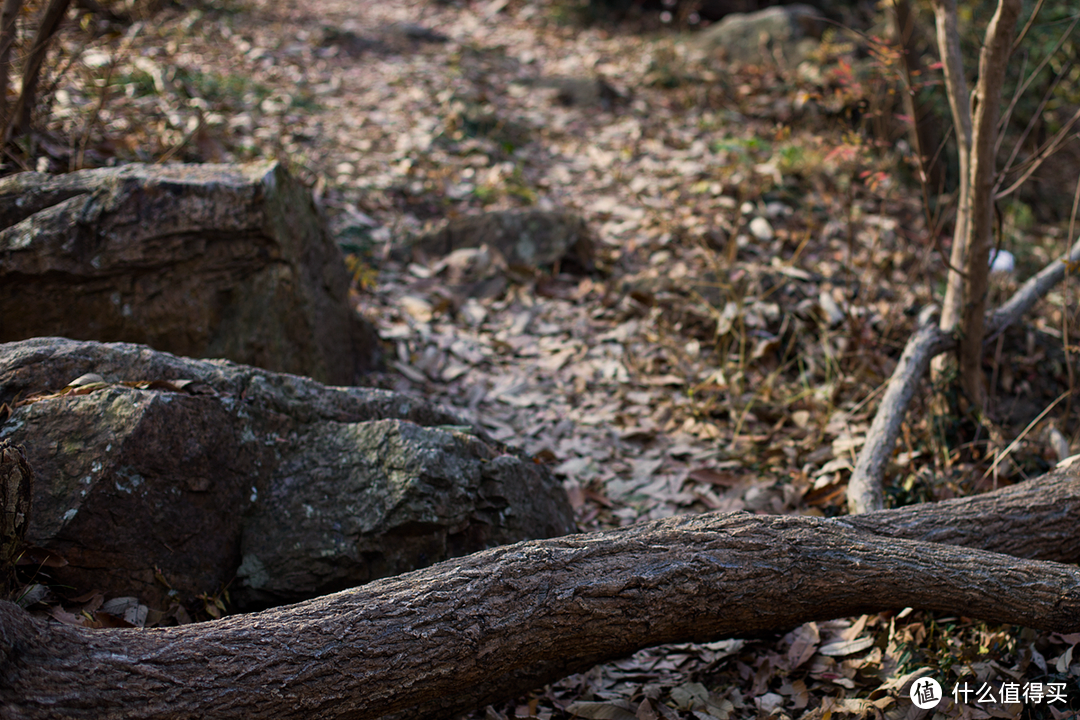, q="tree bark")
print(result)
[0,440,33,598]
[933,0,973,356]
[4,464,1080,720]
[956,0,1021,406]
[843,459,1080,563]
[847,307,949,514]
